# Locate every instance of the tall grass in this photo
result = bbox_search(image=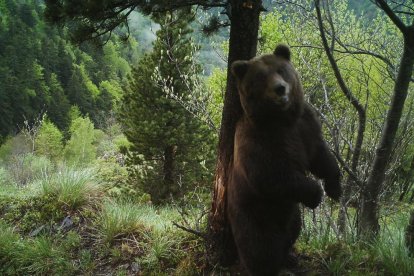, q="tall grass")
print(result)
[139,229,186,274]
[97,201,149,244]
[0,222,74,275]
[370,212,414,275]
[39,167,102,210]
[0,222,19,273]
[13,236,74,275]
[298,204,414,275]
